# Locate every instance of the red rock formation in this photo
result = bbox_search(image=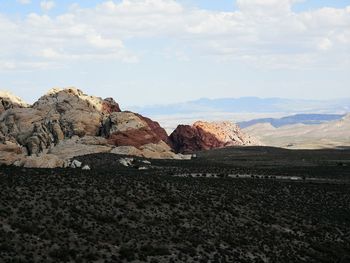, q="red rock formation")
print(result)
[170,121,259,153]
[102,98,121,114]
[108,128,162,148]
[102,111,170,149]
[134,113,170,145]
